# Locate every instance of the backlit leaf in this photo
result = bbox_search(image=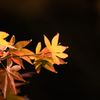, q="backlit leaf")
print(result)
[44,33,68,65]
